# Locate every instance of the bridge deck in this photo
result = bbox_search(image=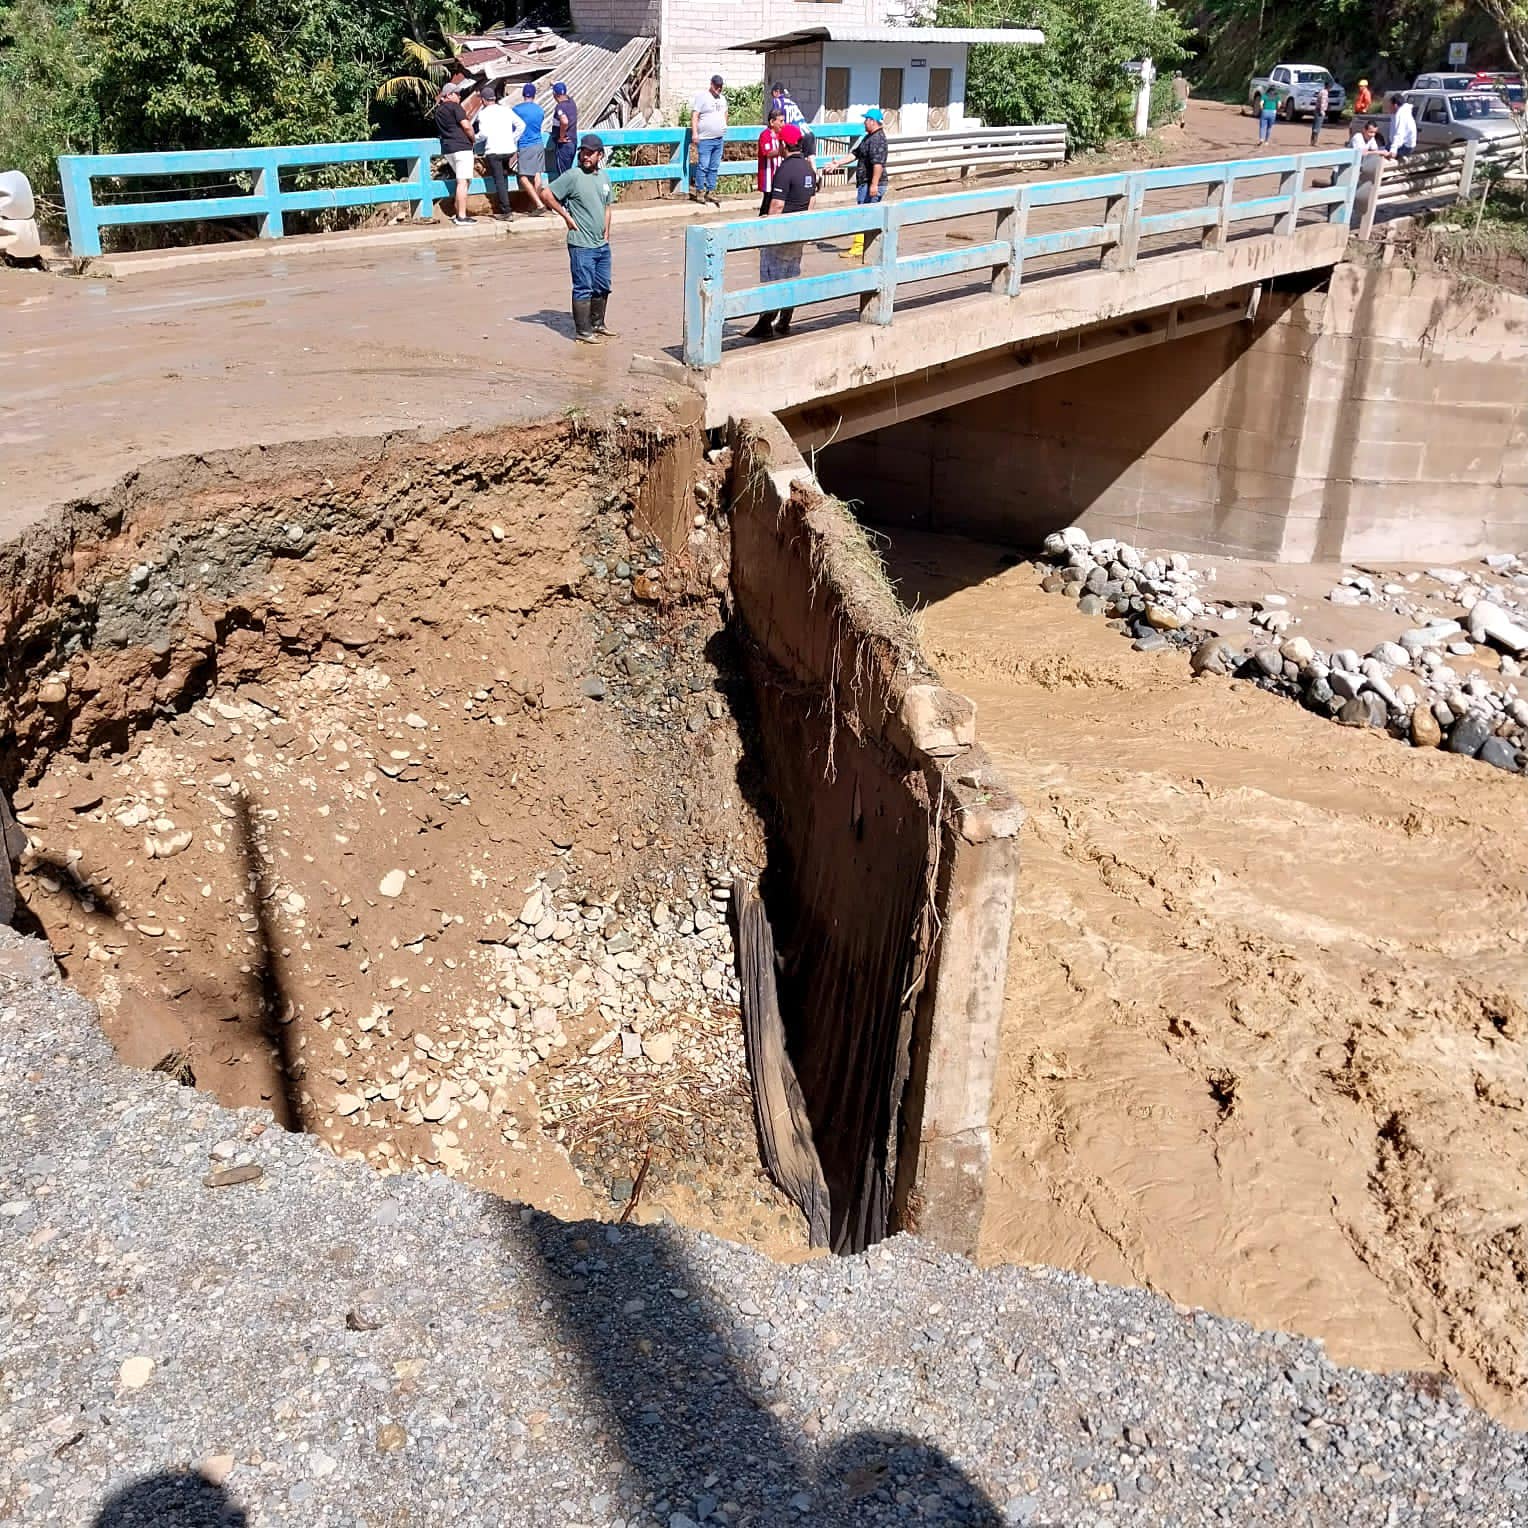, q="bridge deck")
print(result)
[0,105,1414,537]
